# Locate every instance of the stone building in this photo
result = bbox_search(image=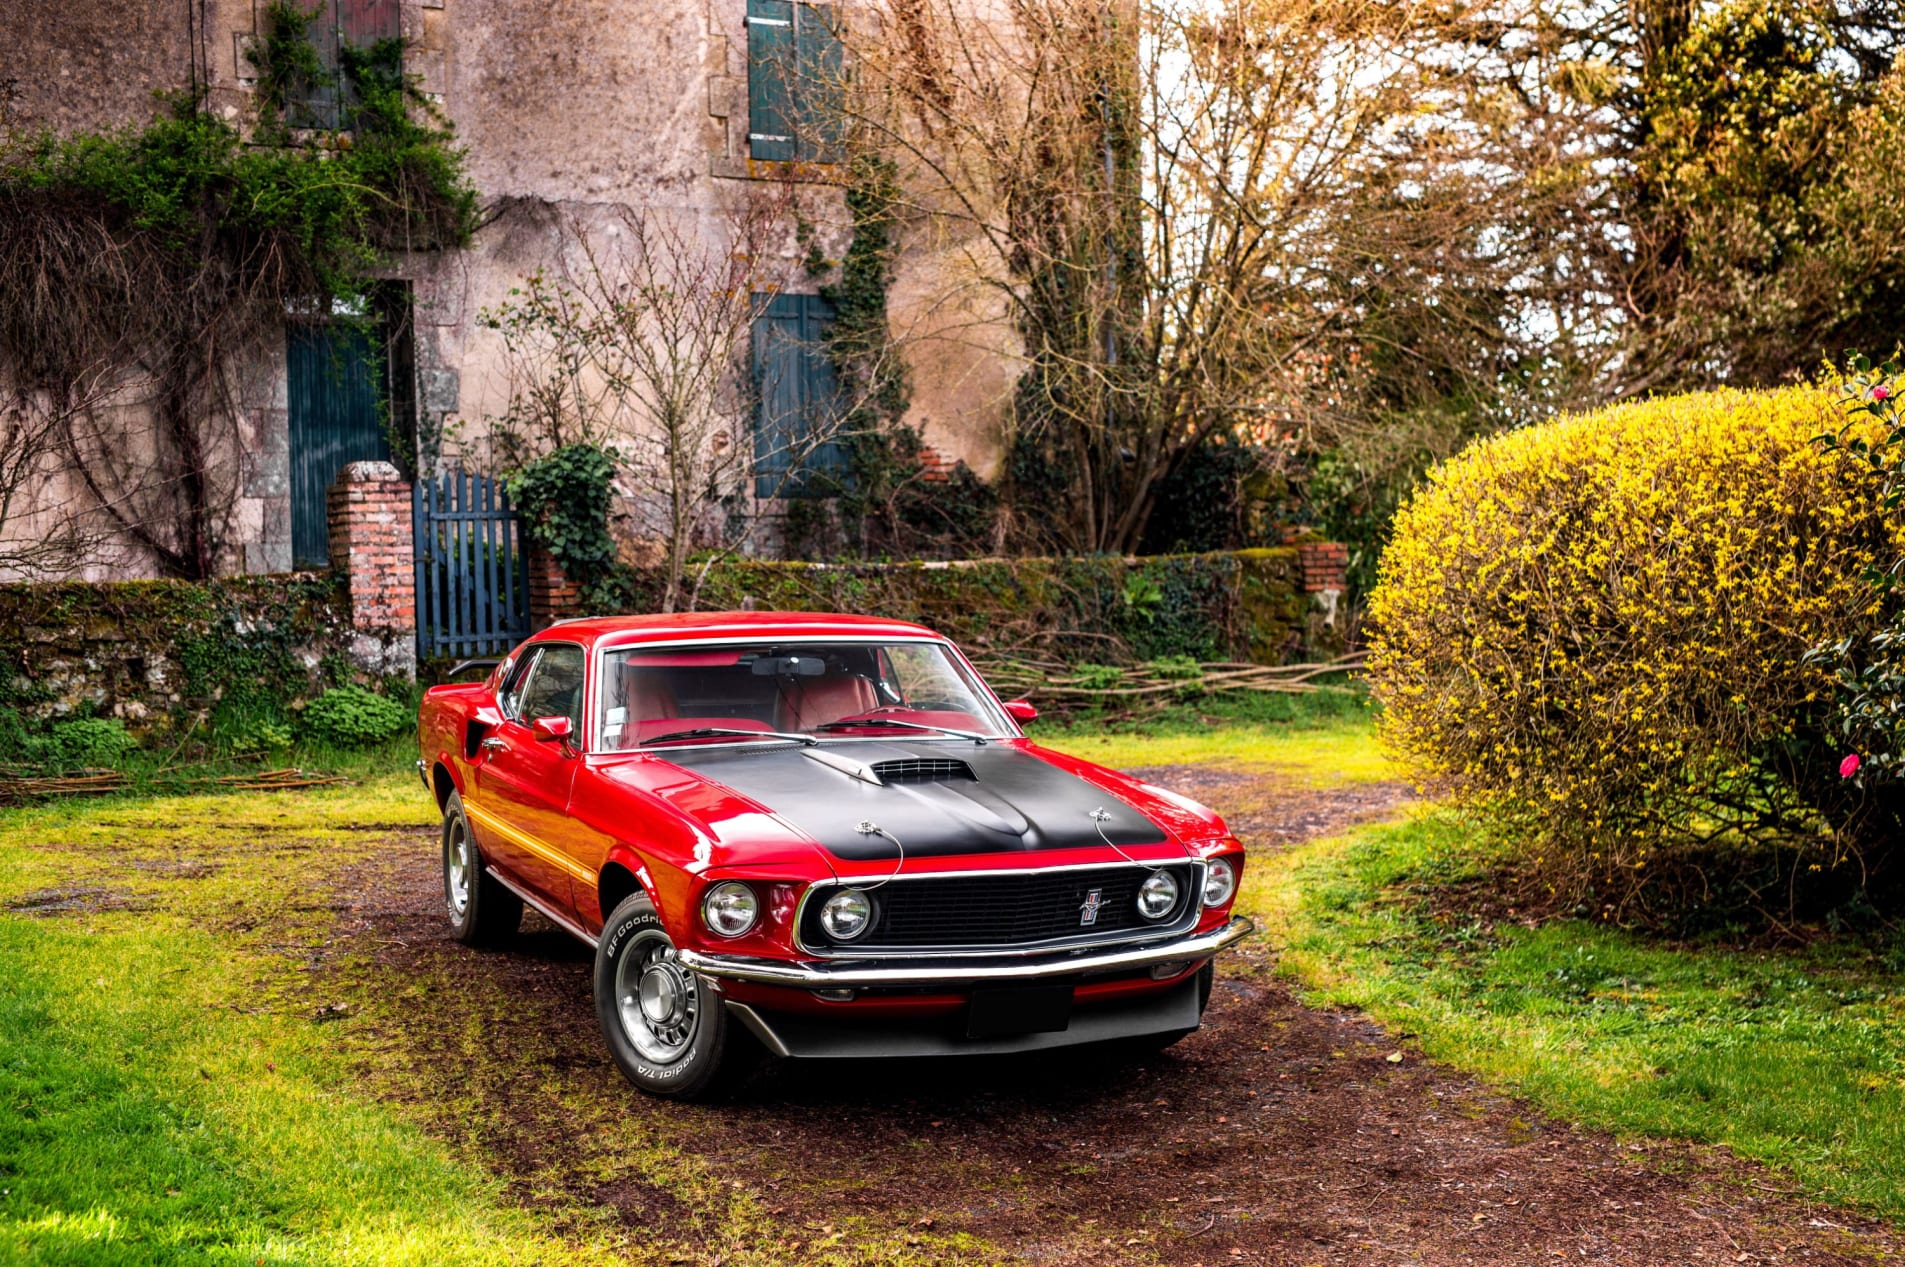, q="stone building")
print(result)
[1,0,1018,579]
